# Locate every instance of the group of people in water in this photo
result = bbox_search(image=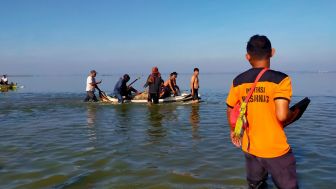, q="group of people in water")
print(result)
[2,34,304,188]
[84,34,303,189]
[84,67,200,104]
